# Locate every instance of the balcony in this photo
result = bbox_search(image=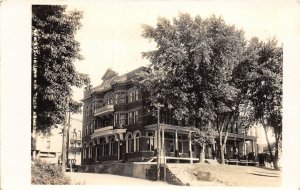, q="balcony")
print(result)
[91,125,127,139]
[94,104,114,117]
[94,126,113,133]
[70,138,81,144]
